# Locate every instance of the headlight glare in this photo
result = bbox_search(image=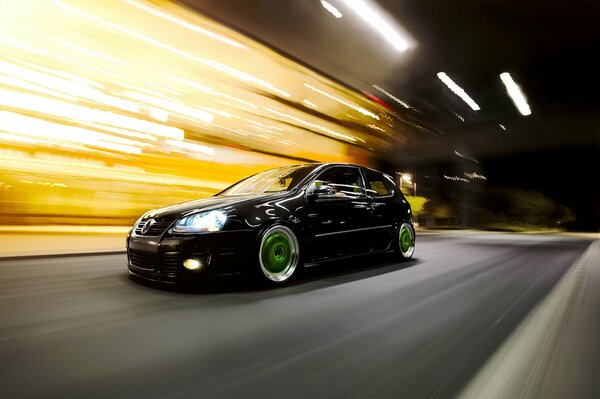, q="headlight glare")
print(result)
[172,210,227,233]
